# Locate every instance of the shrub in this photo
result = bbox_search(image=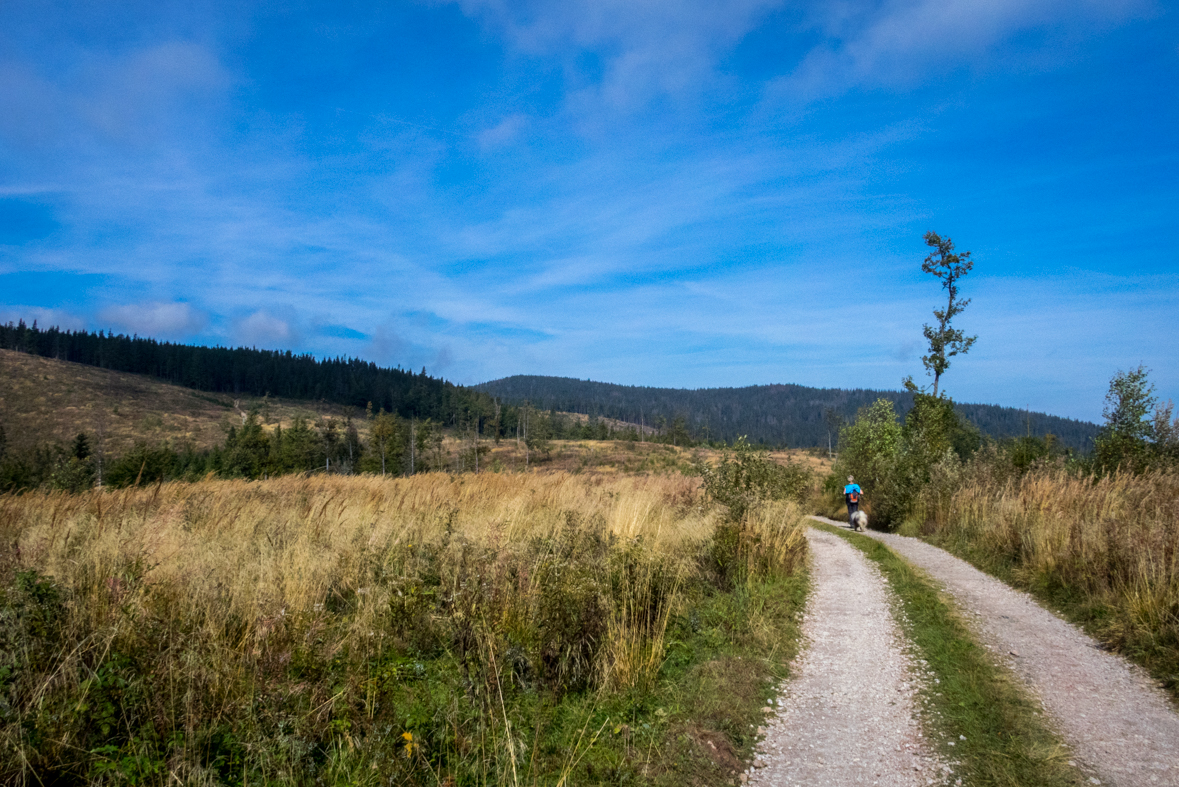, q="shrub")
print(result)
[700,437,811,522]
[836,394,980,529]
